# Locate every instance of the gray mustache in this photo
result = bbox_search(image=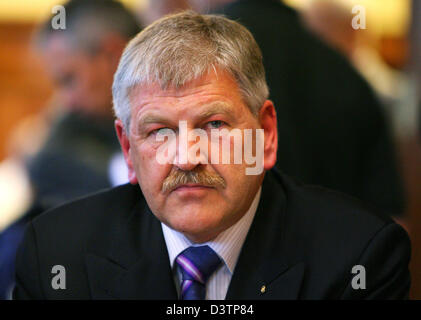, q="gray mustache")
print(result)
[162,168,226,193]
